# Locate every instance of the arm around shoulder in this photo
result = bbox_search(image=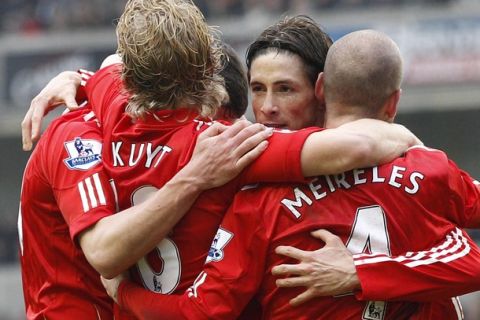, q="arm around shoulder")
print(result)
[301,119,420,177]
